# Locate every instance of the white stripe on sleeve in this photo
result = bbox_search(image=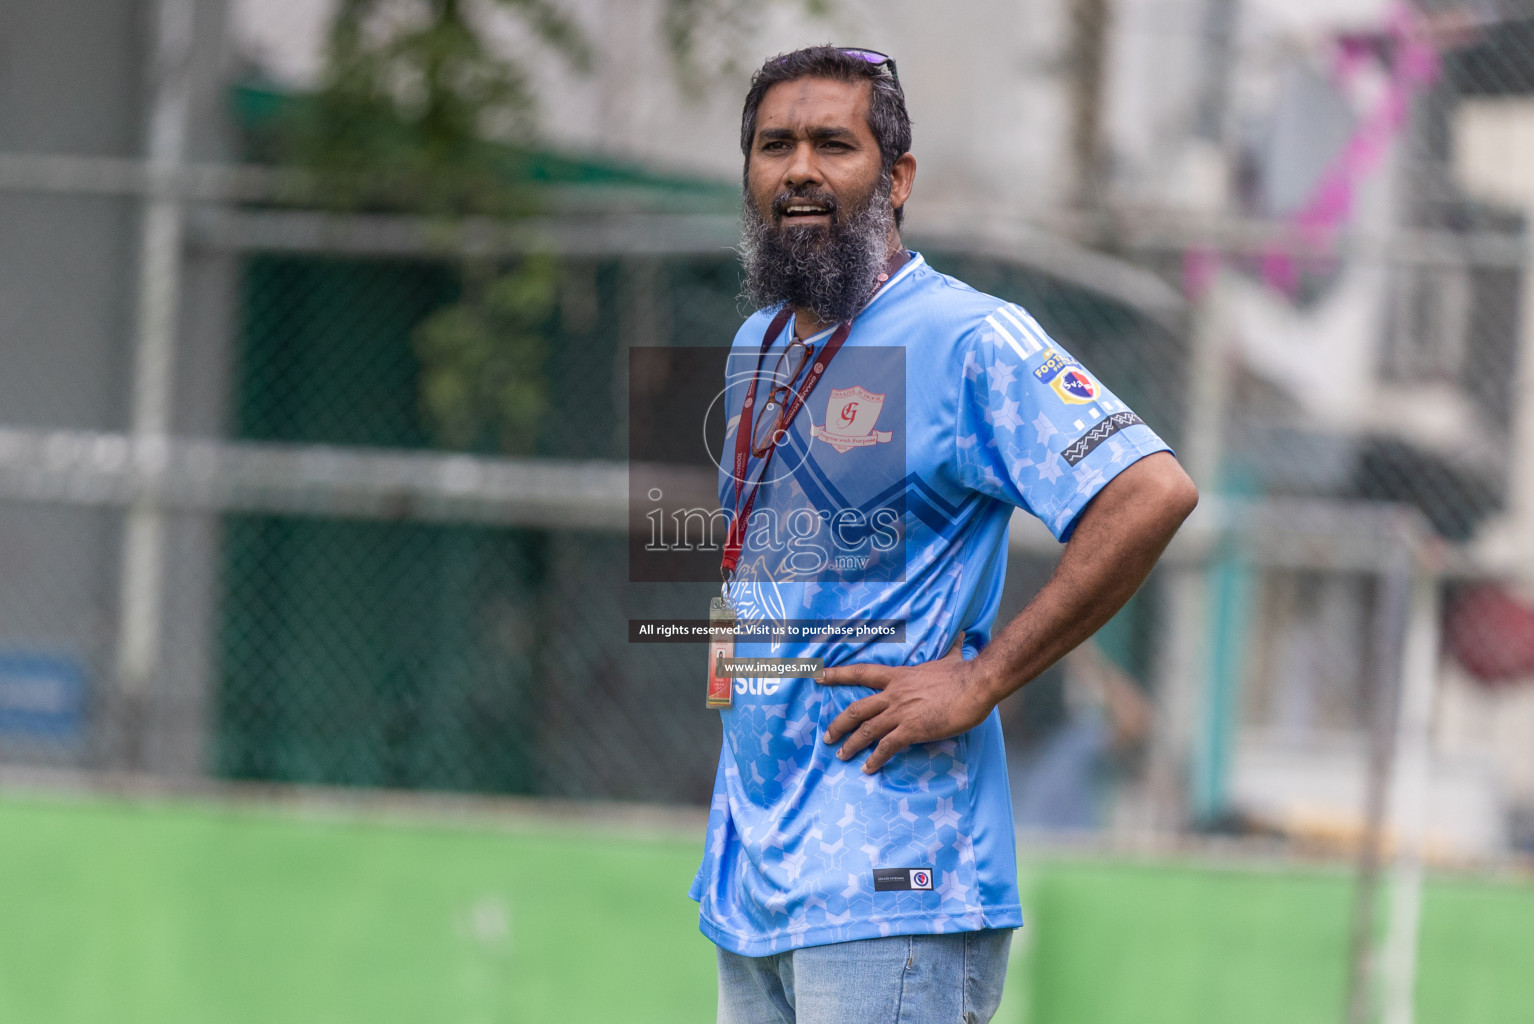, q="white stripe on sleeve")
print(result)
[996,304,1046,356]
[984,314,1033,362]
